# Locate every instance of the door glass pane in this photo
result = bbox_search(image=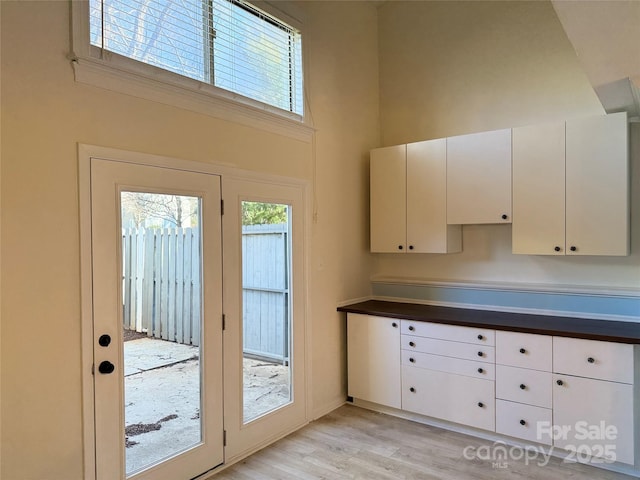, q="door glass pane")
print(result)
[242,201,292,423]
[121,192,203,476]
